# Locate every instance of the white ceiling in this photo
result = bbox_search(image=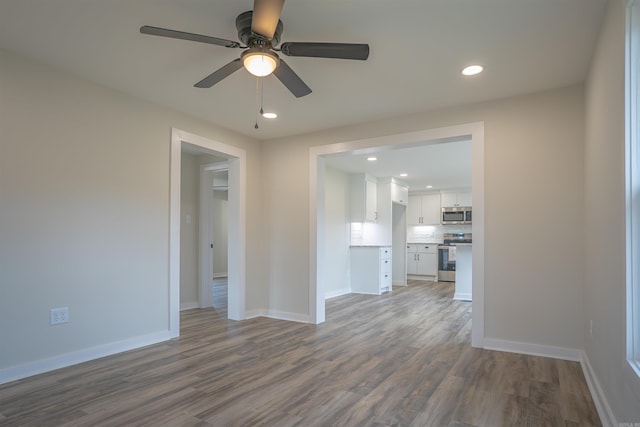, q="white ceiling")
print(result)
[325,139,472,192]
[0,0,606,140]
